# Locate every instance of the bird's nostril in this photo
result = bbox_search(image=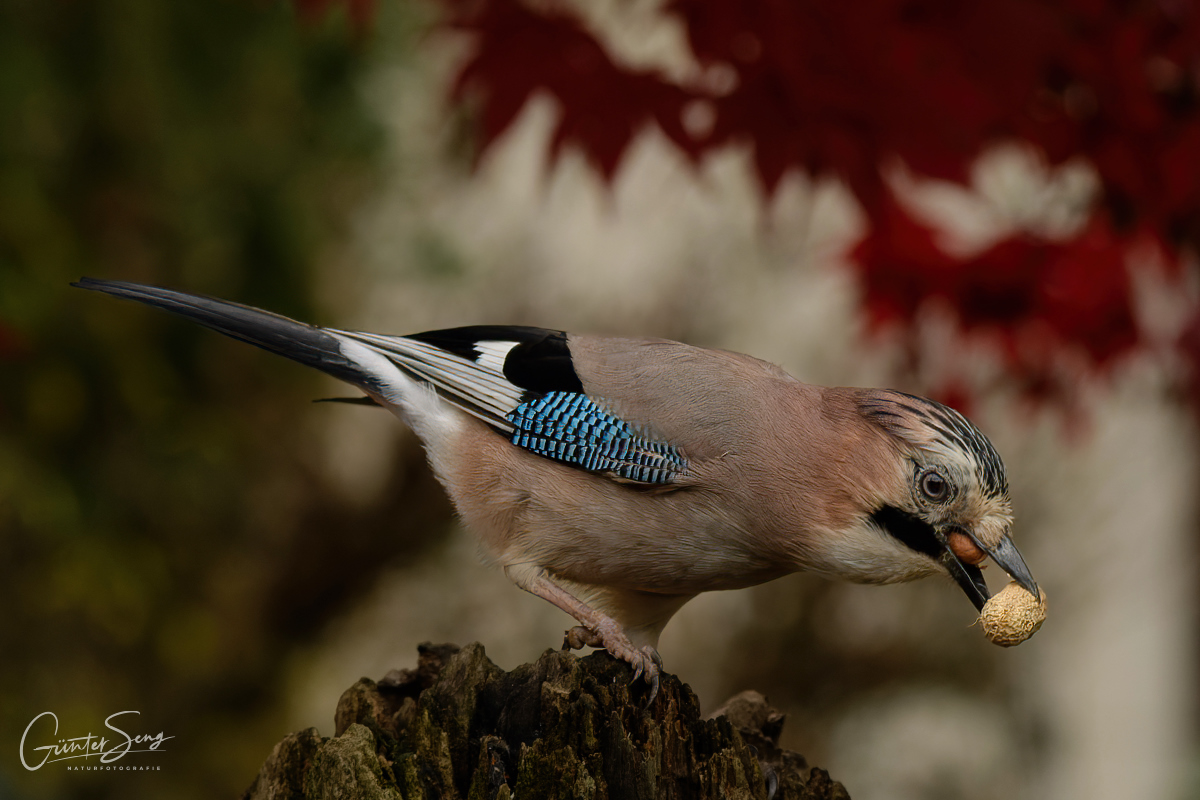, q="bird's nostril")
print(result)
[947,531,987,565]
